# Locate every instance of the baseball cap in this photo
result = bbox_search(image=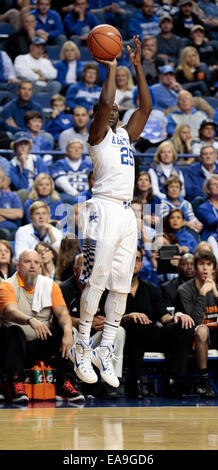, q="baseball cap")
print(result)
[179,0,193,5]
[159,65,175,74]
[159,14,173,24]
[11,132,33,149]
[31,37,46,45]
[191,24,205,33]
[200,119,216,129]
